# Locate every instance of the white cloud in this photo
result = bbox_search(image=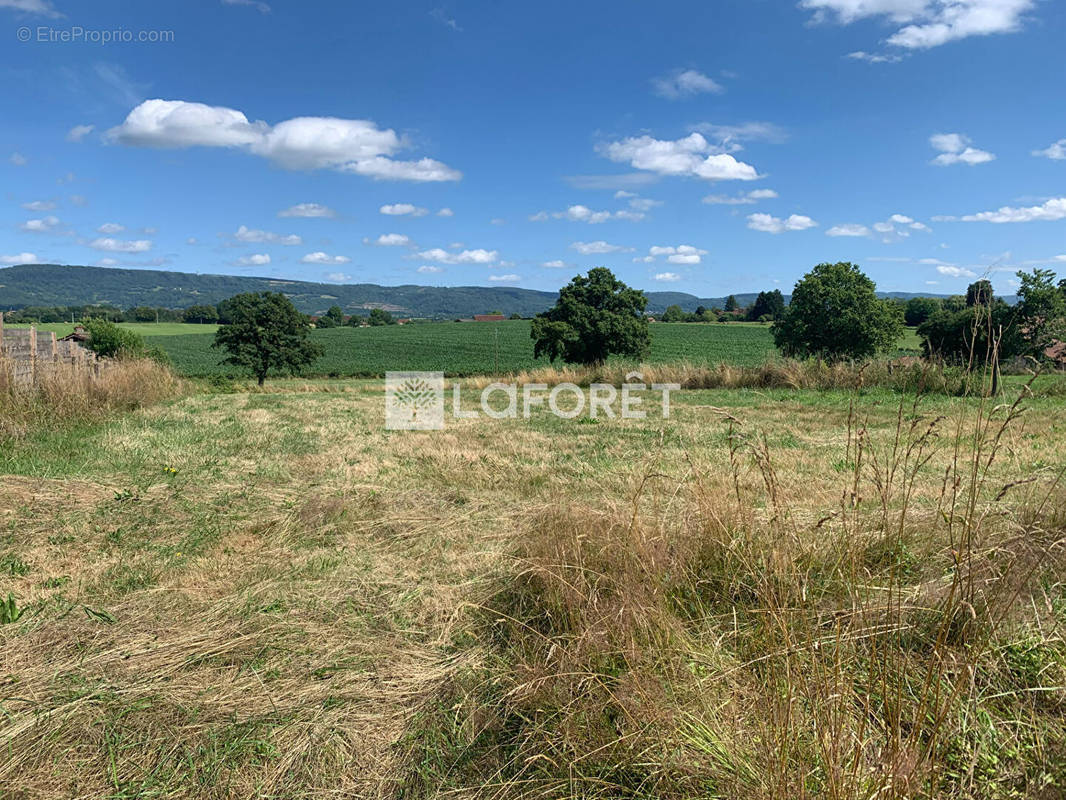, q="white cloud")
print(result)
[278,202,336,218]
[235,253,271,266]
[847,50,904,63]
[222,0,271,13]
[0,252,37,264]
[66,124,94,143]
[1033,139,1066,160]
[10,152,27,166]
[437,207,454,217]
[826,223,871,237]
[365,233,412,246]
[90,237,152,253]
[97,222,125,234]
[703,188,778,205]
[530,204,646,224]
[380,202,429,217]
[652,69,724,99]
[570,240,634,255]
[488,274,520,282]
[108,99,461,182]
[325,272,351,283]
[689,122,788,151]
[417,265,443,274]
[186,237,198,245]
[930,132,995,165]
[96,258,119,267]
[599,132,760,181]
[646,244,708,264]
[418,247,497,264]
[542,260,567,268]
[430,7,462,30]
[19,216,61,233]
[654,272,682,282]
[233,225,301,245]
[801,0,1035,50]
[490,217,506,225]
[22,200,56,211]
[747,213,818,233]
[936,265,977,278]
[0,0,62,16]
[953,197,1066,223]
[301,251,350,264]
